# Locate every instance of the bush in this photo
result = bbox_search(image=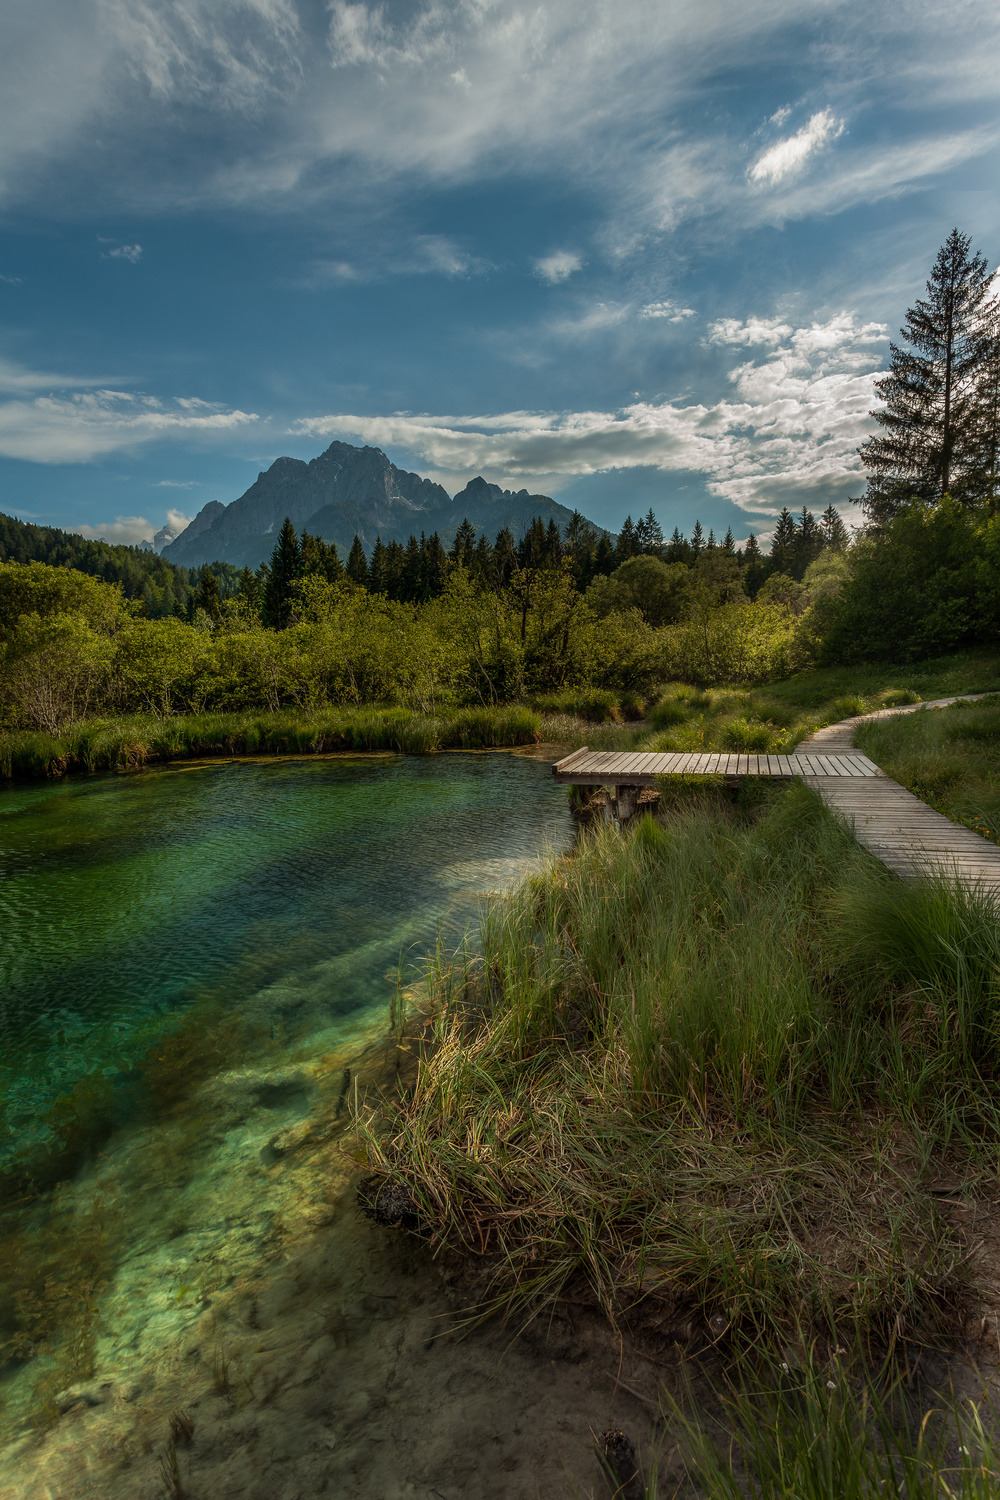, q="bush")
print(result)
[721,716,777,752]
